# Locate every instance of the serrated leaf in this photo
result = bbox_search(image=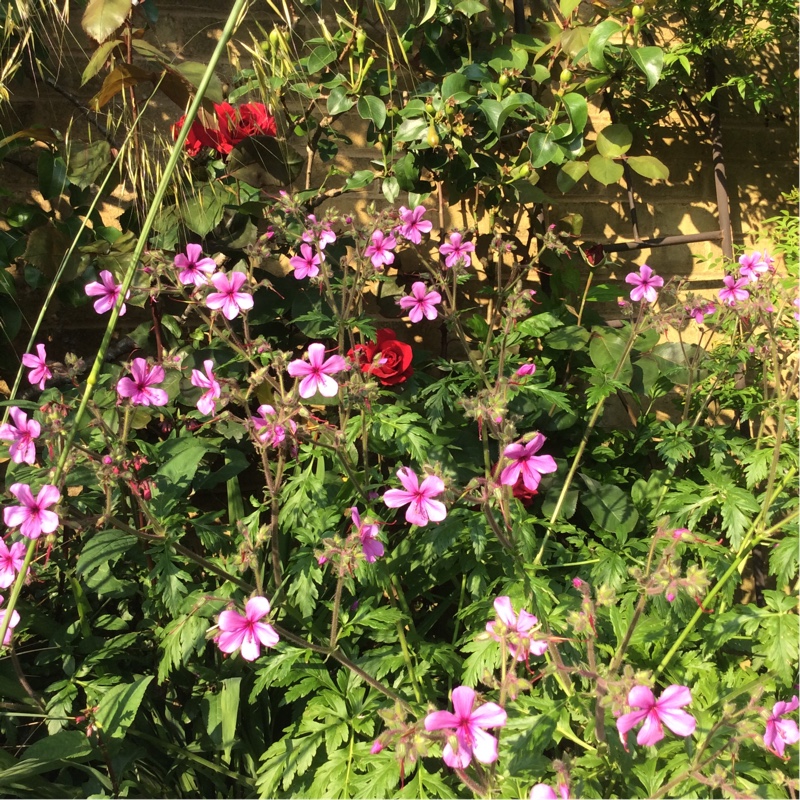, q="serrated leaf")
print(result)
[588,154,623,185]
[596,124,632,157]
[95,676,153,740]
[627,155,669,180]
